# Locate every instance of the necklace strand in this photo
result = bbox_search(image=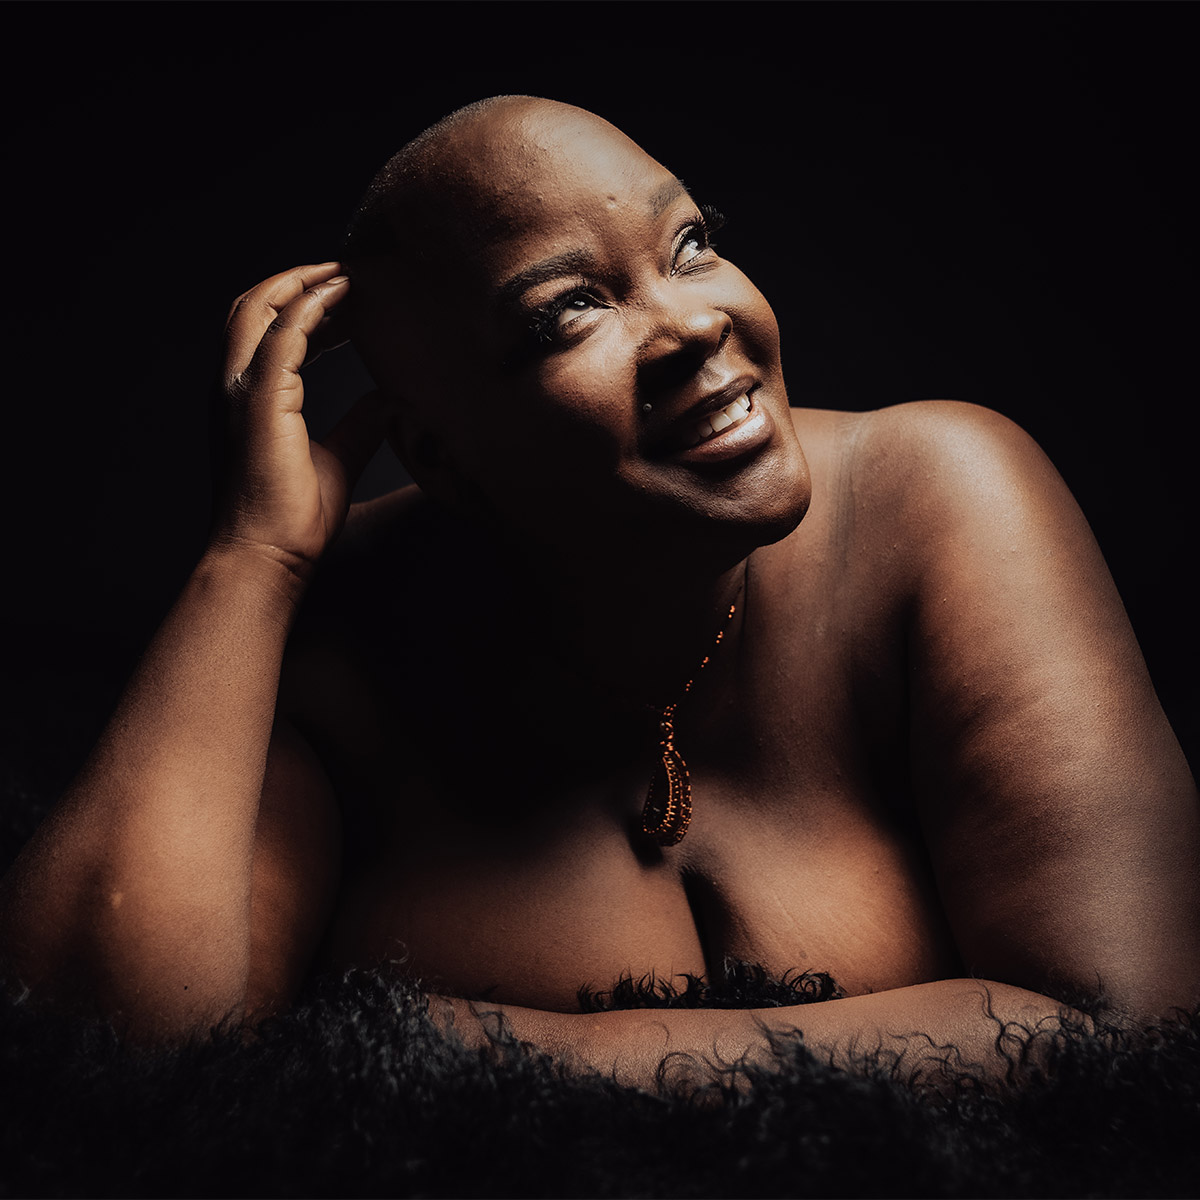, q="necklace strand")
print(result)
[641,566,746,846]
